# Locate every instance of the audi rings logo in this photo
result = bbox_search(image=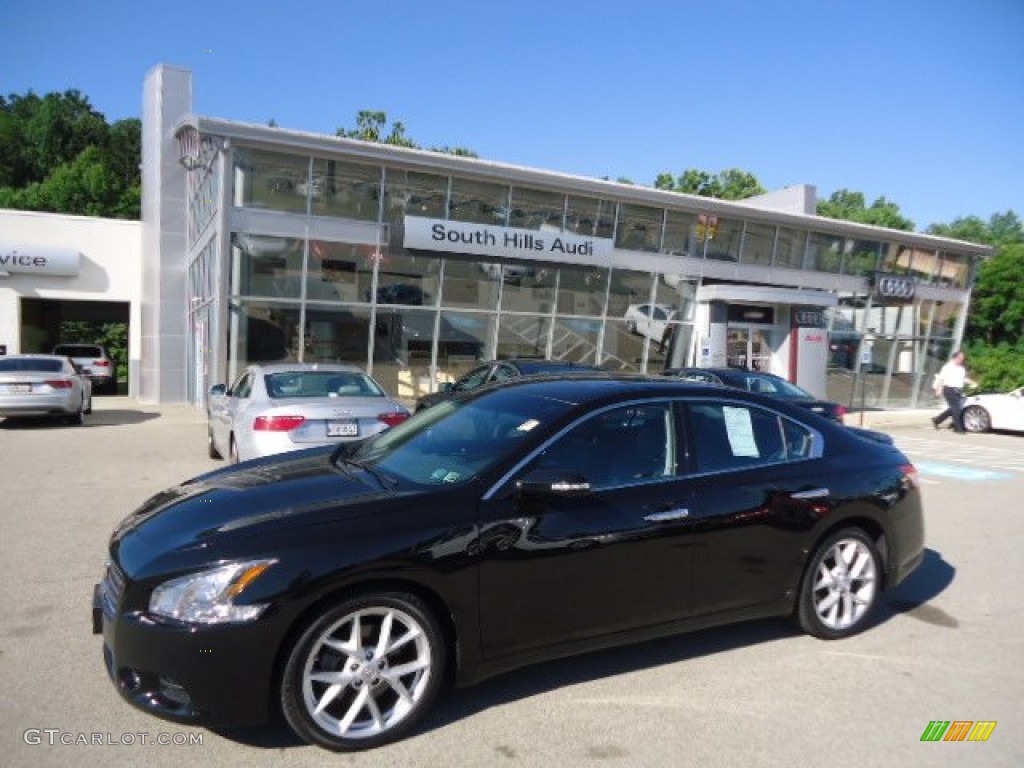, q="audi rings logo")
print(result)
[874,273,916,302]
